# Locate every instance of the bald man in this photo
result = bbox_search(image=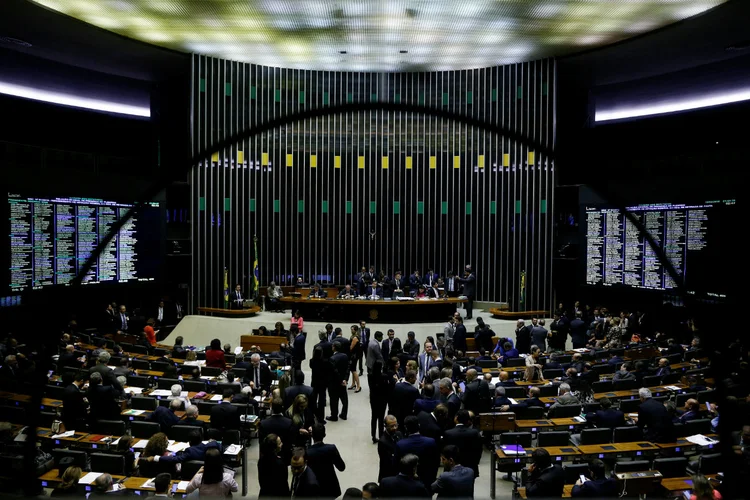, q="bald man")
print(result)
[378,415,403,481]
